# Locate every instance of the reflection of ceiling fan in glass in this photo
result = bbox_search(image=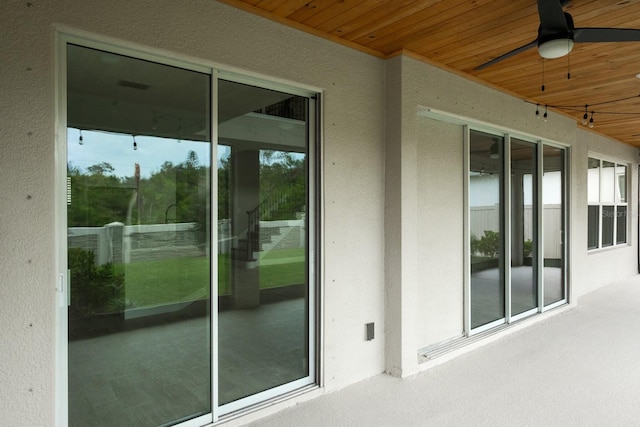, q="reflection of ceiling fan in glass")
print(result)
[476,0,640,70]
